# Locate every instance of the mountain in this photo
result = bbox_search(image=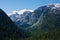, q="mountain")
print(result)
[9,10,34,29]
[0,9,30,40]
[33,3,60,28]
[25,3,60,40]
[9,3,60,40]
[9,9,42,30]
[10,13,20,22]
